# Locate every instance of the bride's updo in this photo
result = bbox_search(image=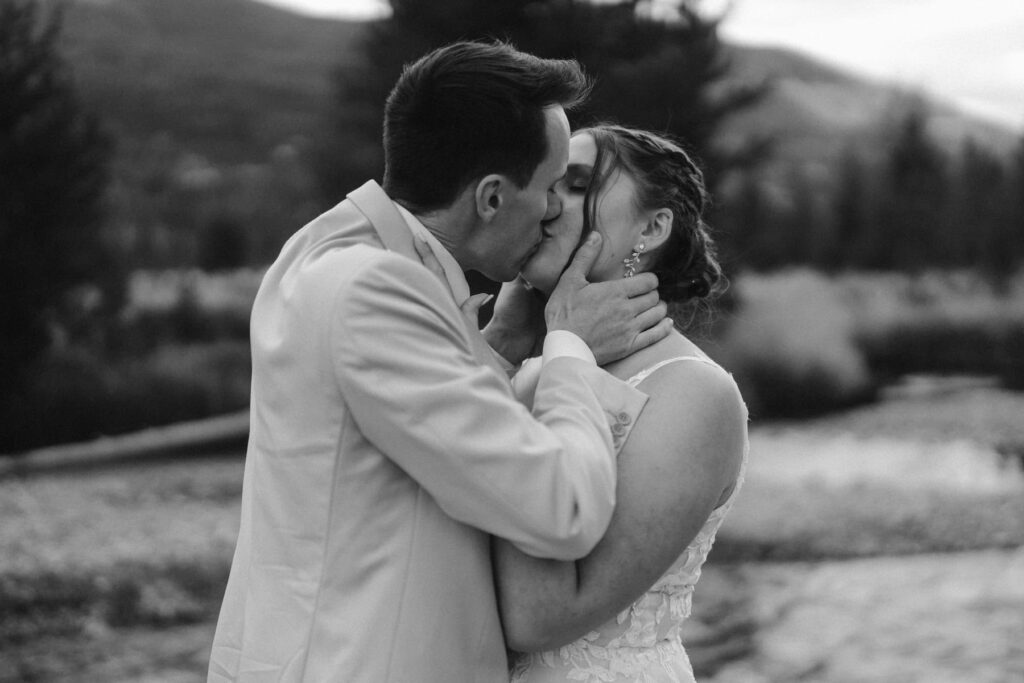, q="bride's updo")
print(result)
[579,125,726,312]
